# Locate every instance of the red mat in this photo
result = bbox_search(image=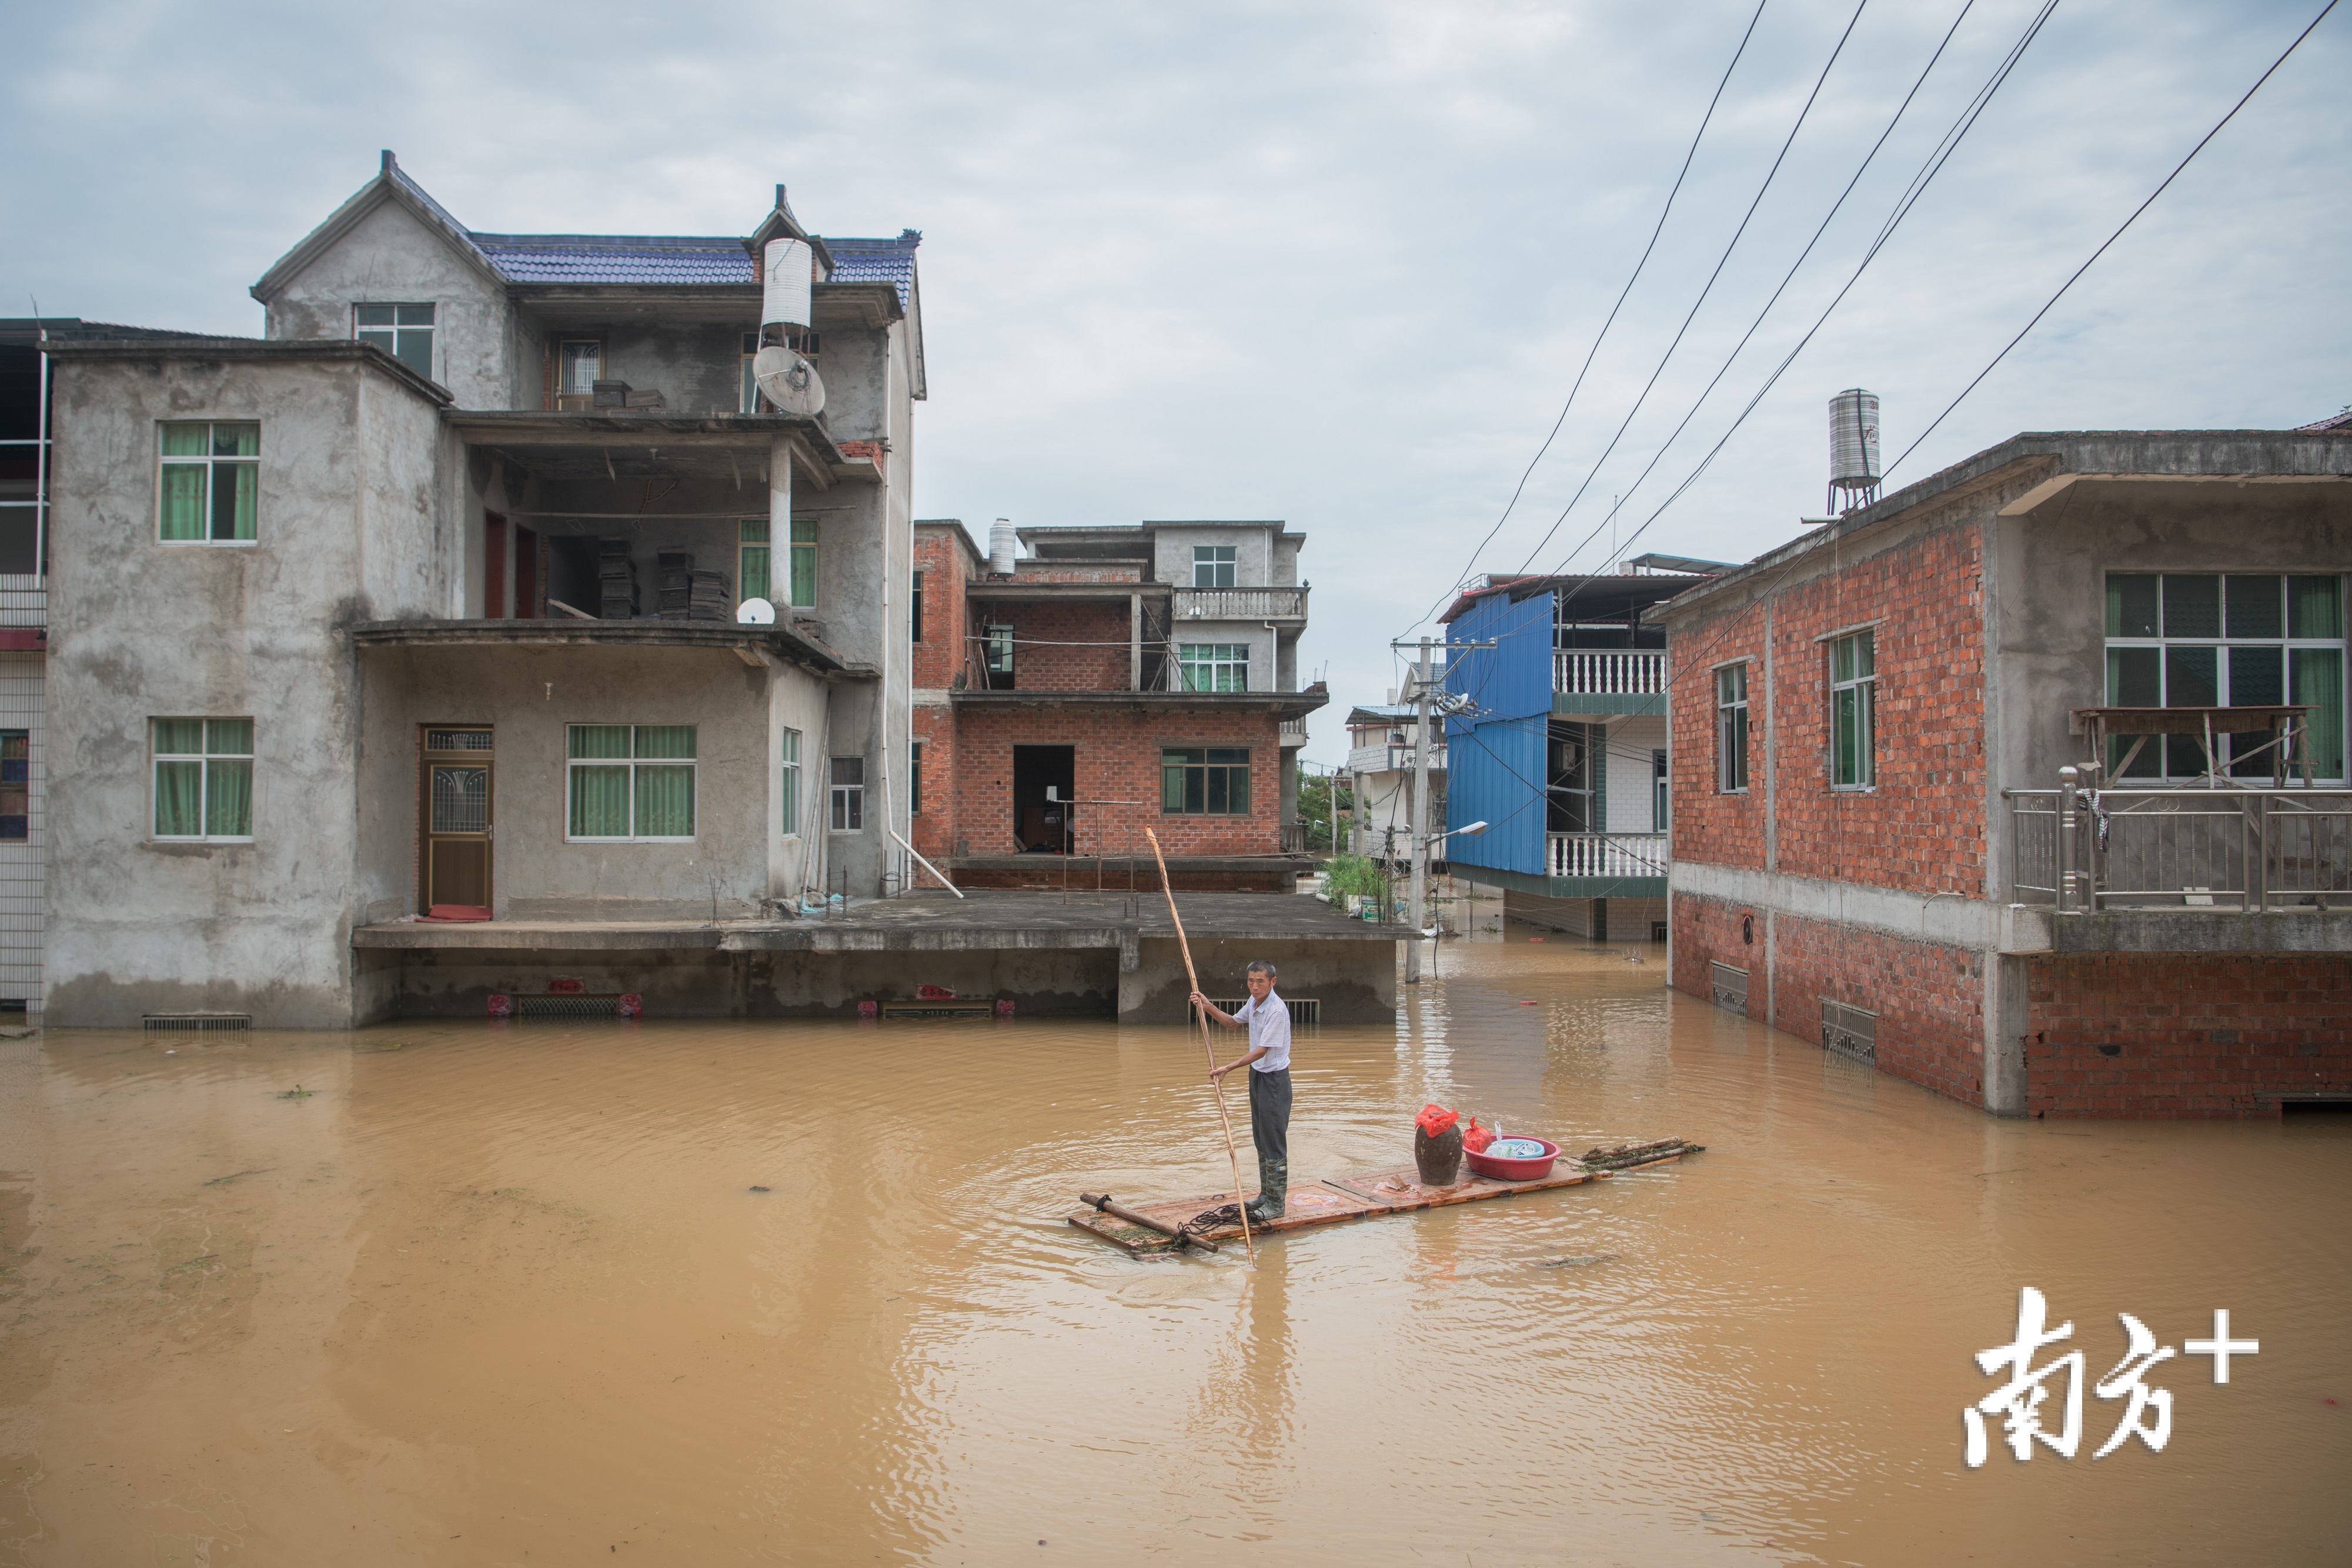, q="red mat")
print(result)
[420,904,492,923]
